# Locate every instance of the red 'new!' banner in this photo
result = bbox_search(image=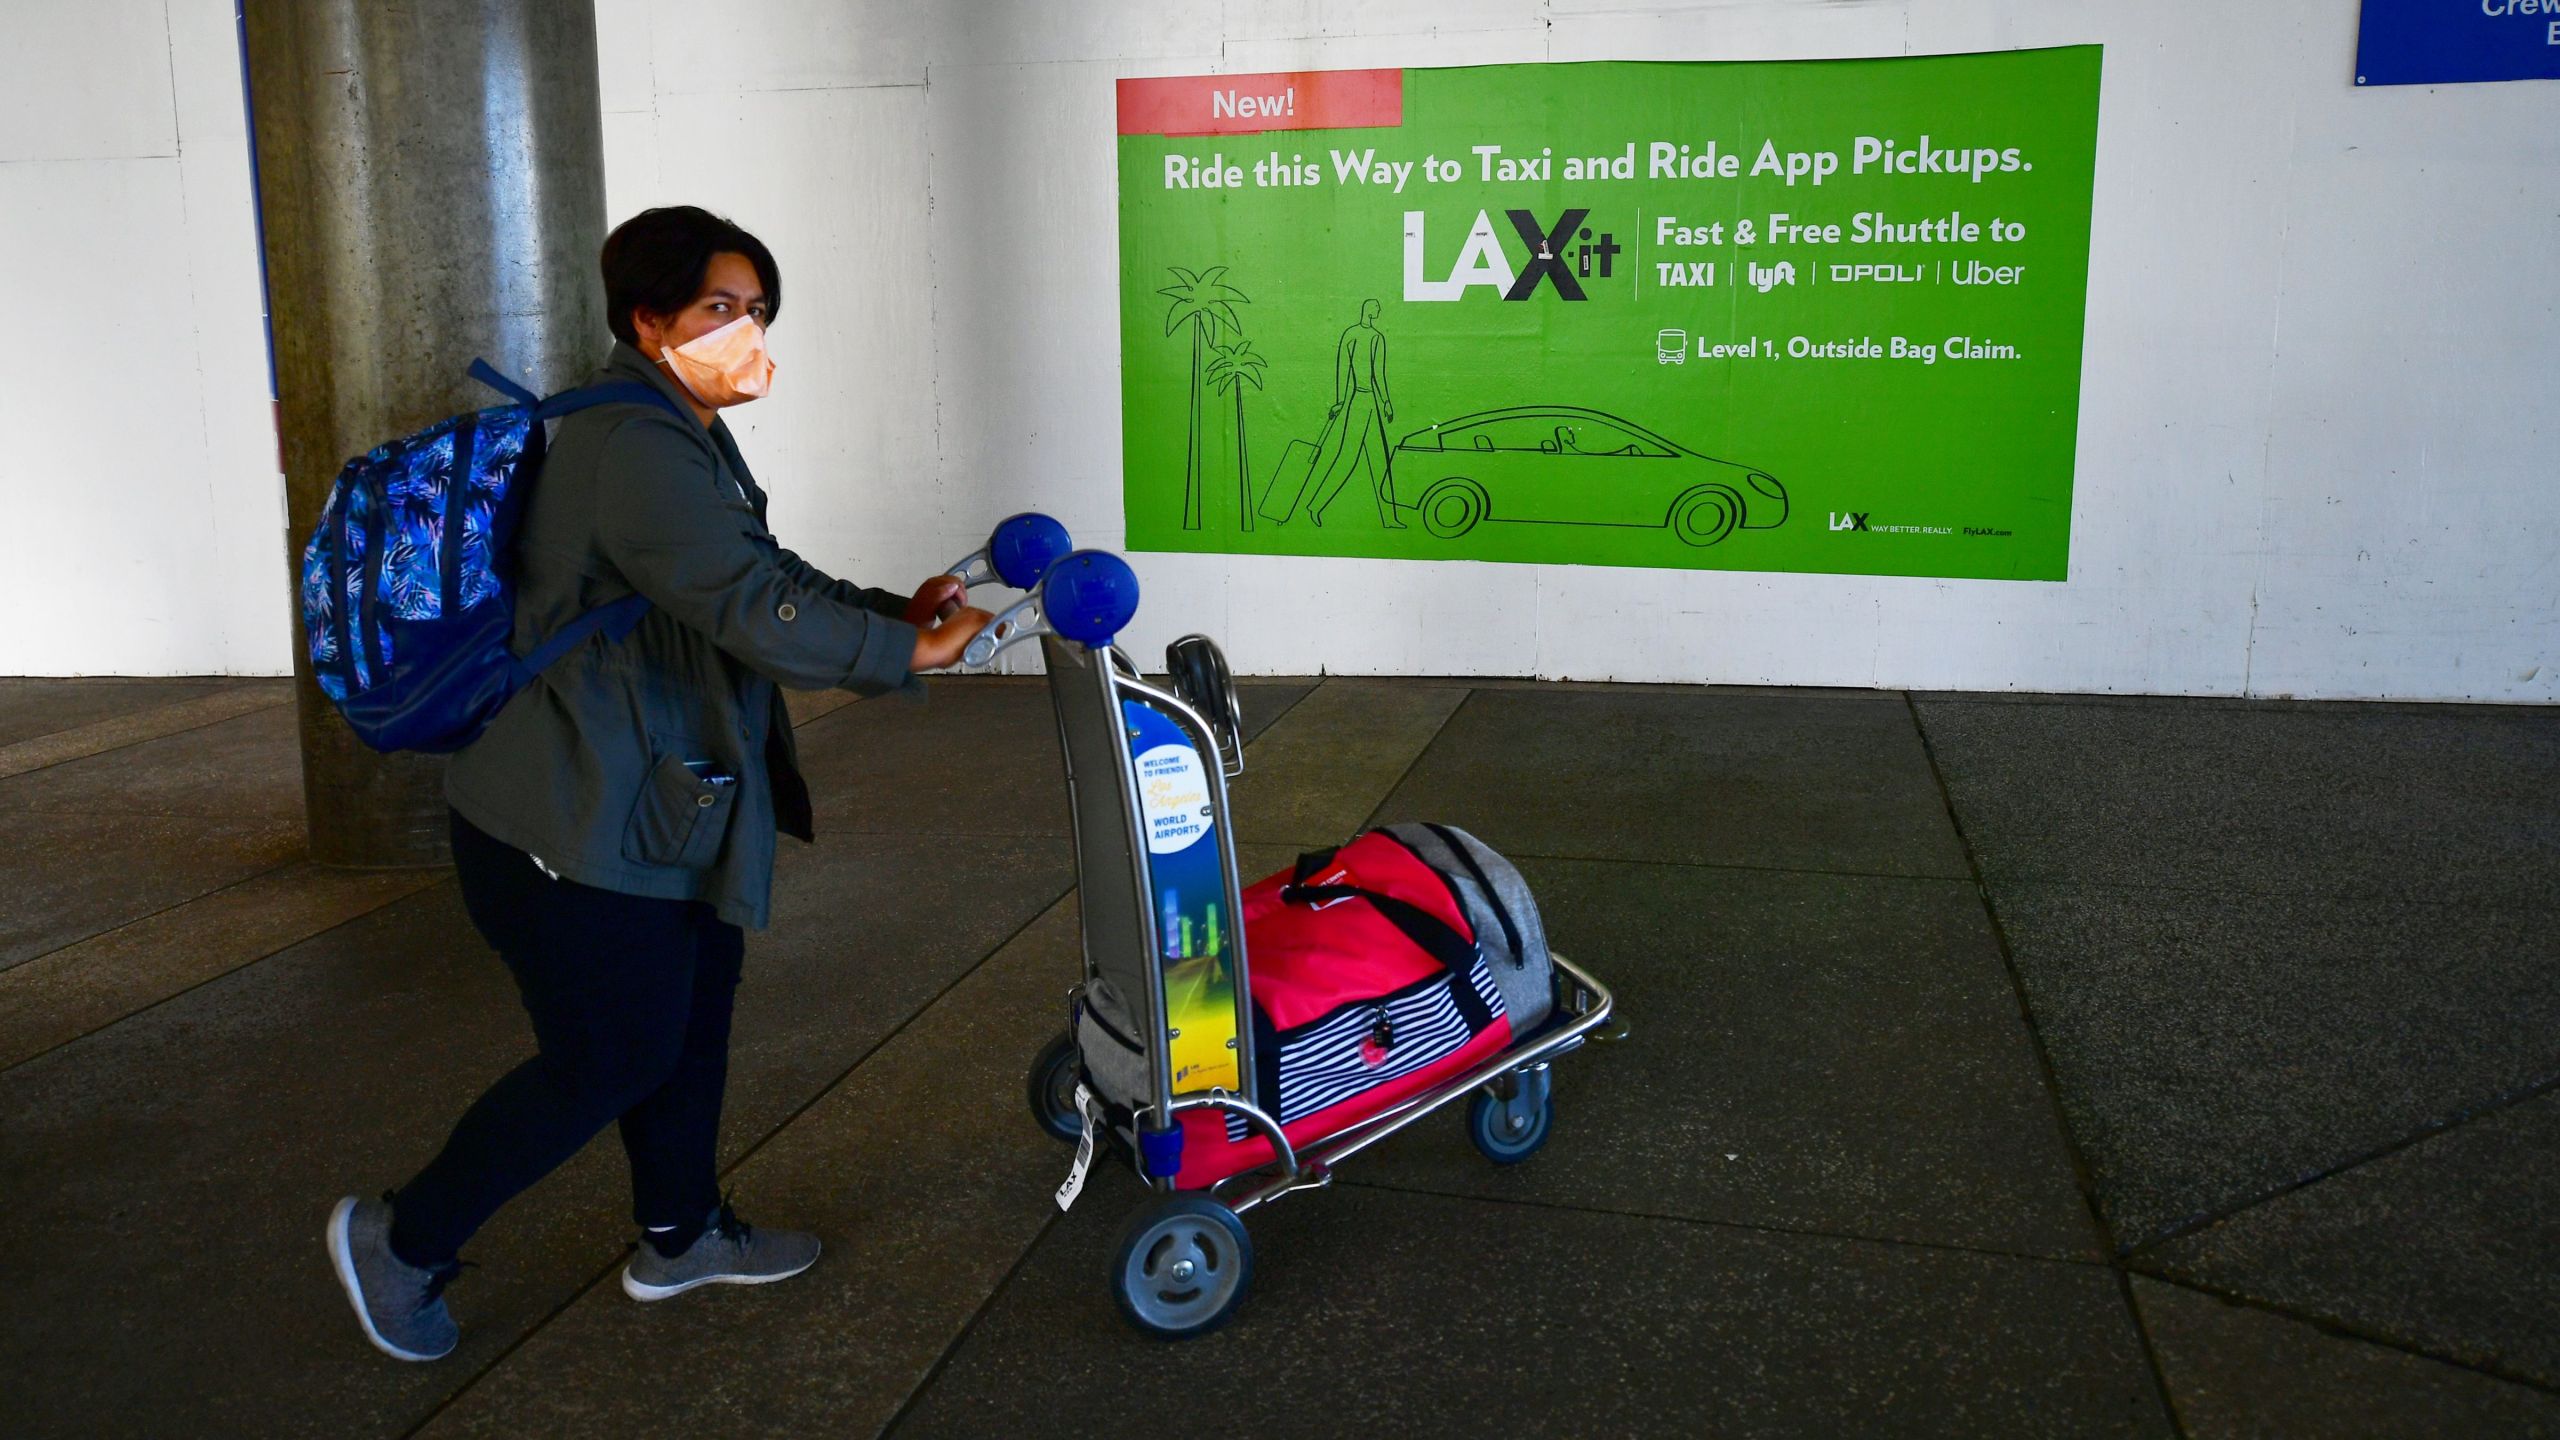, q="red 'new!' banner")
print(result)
[1116,69,1403,136]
